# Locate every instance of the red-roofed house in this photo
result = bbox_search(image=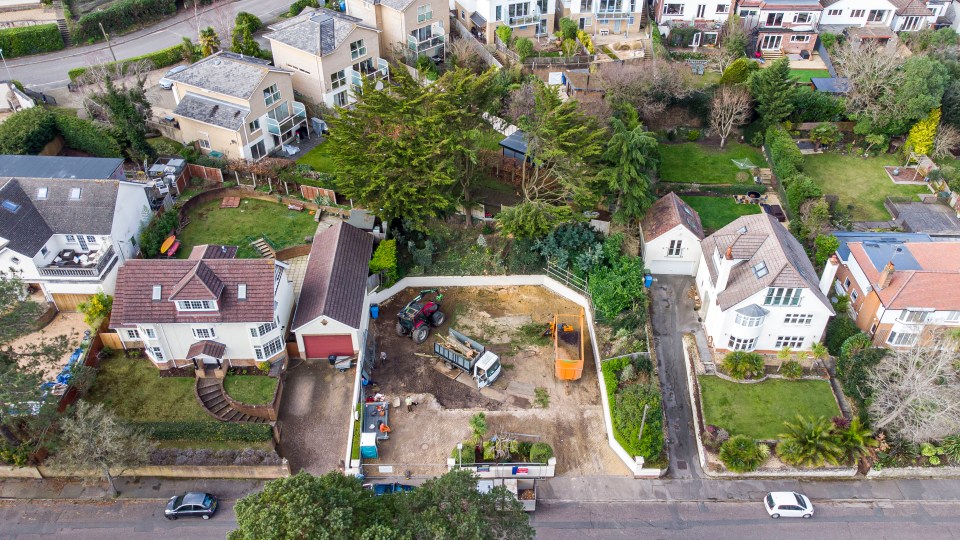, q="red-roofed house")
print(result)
[640,193,705,276]
[109,244,295,371]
